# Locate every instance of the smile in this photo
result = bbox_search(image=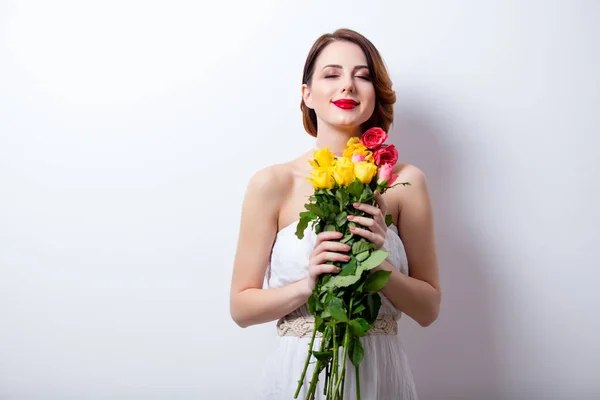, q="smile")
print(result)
[332,99,359,110]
